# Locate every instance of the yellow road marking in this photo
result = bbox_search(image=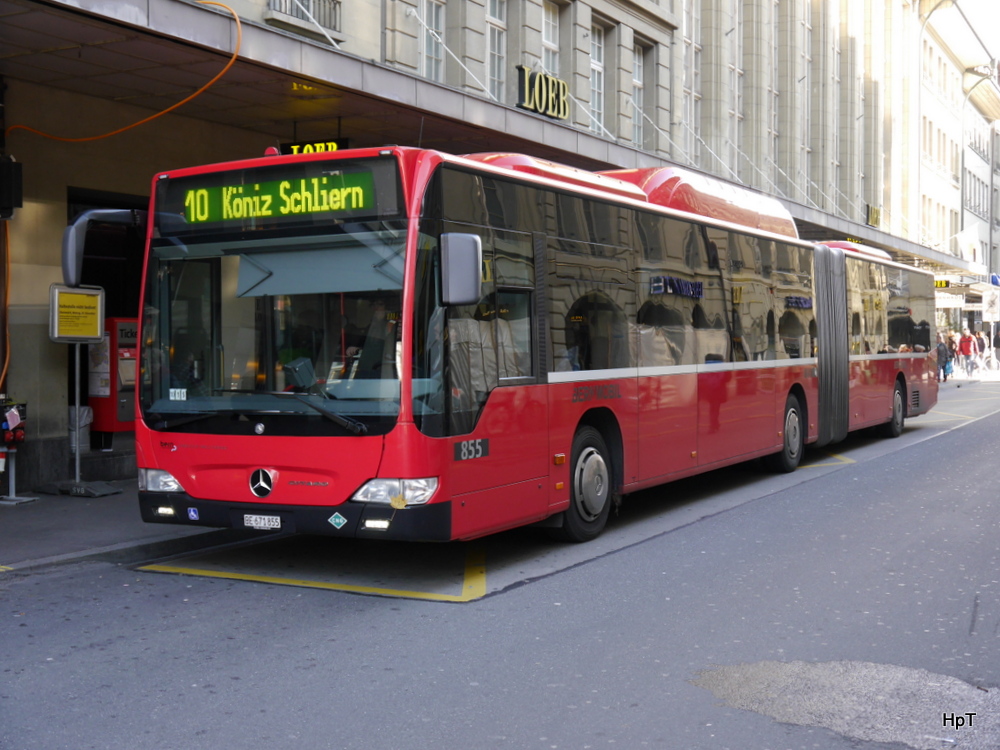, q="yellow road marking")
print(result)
[0,565,13,572]
[923,410,974,420]
[140,545,488,602]
[801,452,854,468]
[946,396,1000,403]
